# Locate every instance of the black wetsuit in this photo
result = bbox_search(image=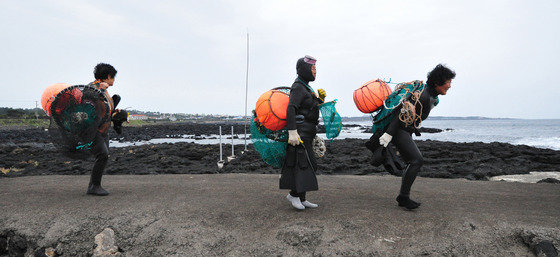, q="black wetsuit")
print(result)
[384,85,439,197]
[279,58,321,201]
[87,81,118,188]
[91,133,109,186]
